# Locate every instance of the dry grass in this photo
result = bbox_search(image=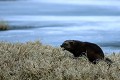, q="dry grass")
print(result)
[0,41,120,80]
[0,20,9,30]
